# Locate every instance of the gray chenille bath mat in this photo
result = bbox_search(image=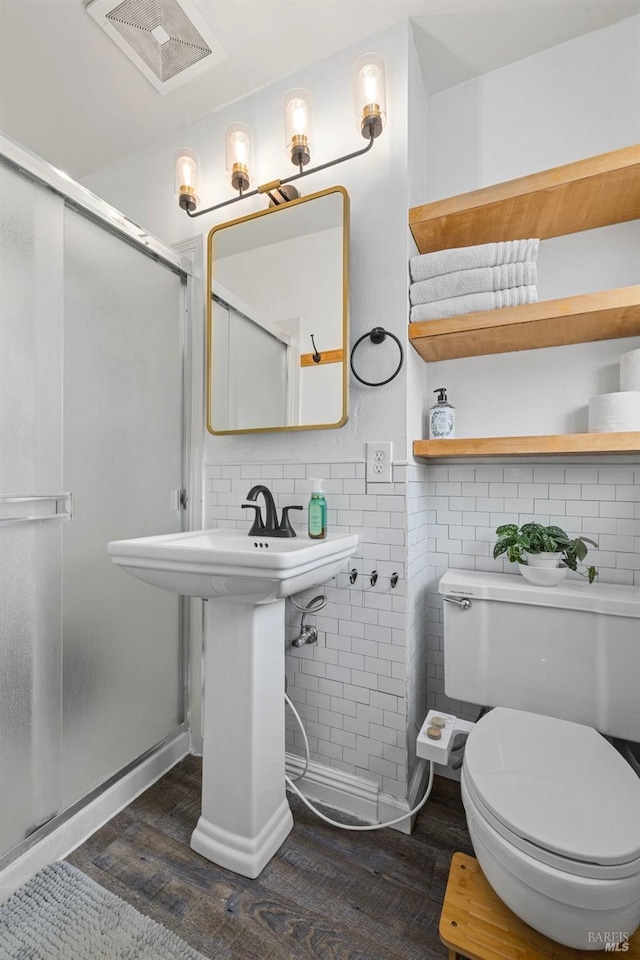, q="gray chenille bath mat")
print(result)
[0,860,208,959]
